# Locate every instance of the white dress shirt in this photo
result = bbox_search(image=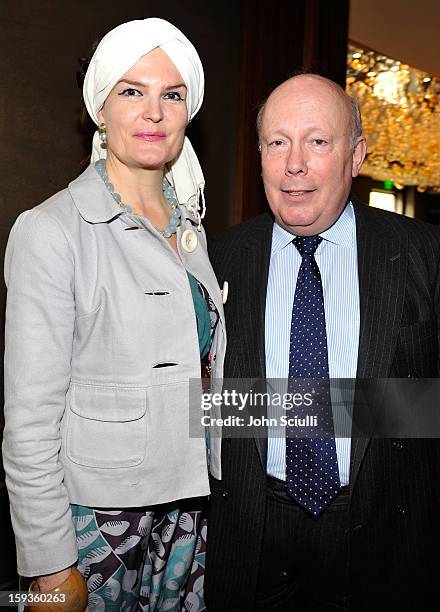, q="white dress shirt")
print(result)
[265,202,360,485]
